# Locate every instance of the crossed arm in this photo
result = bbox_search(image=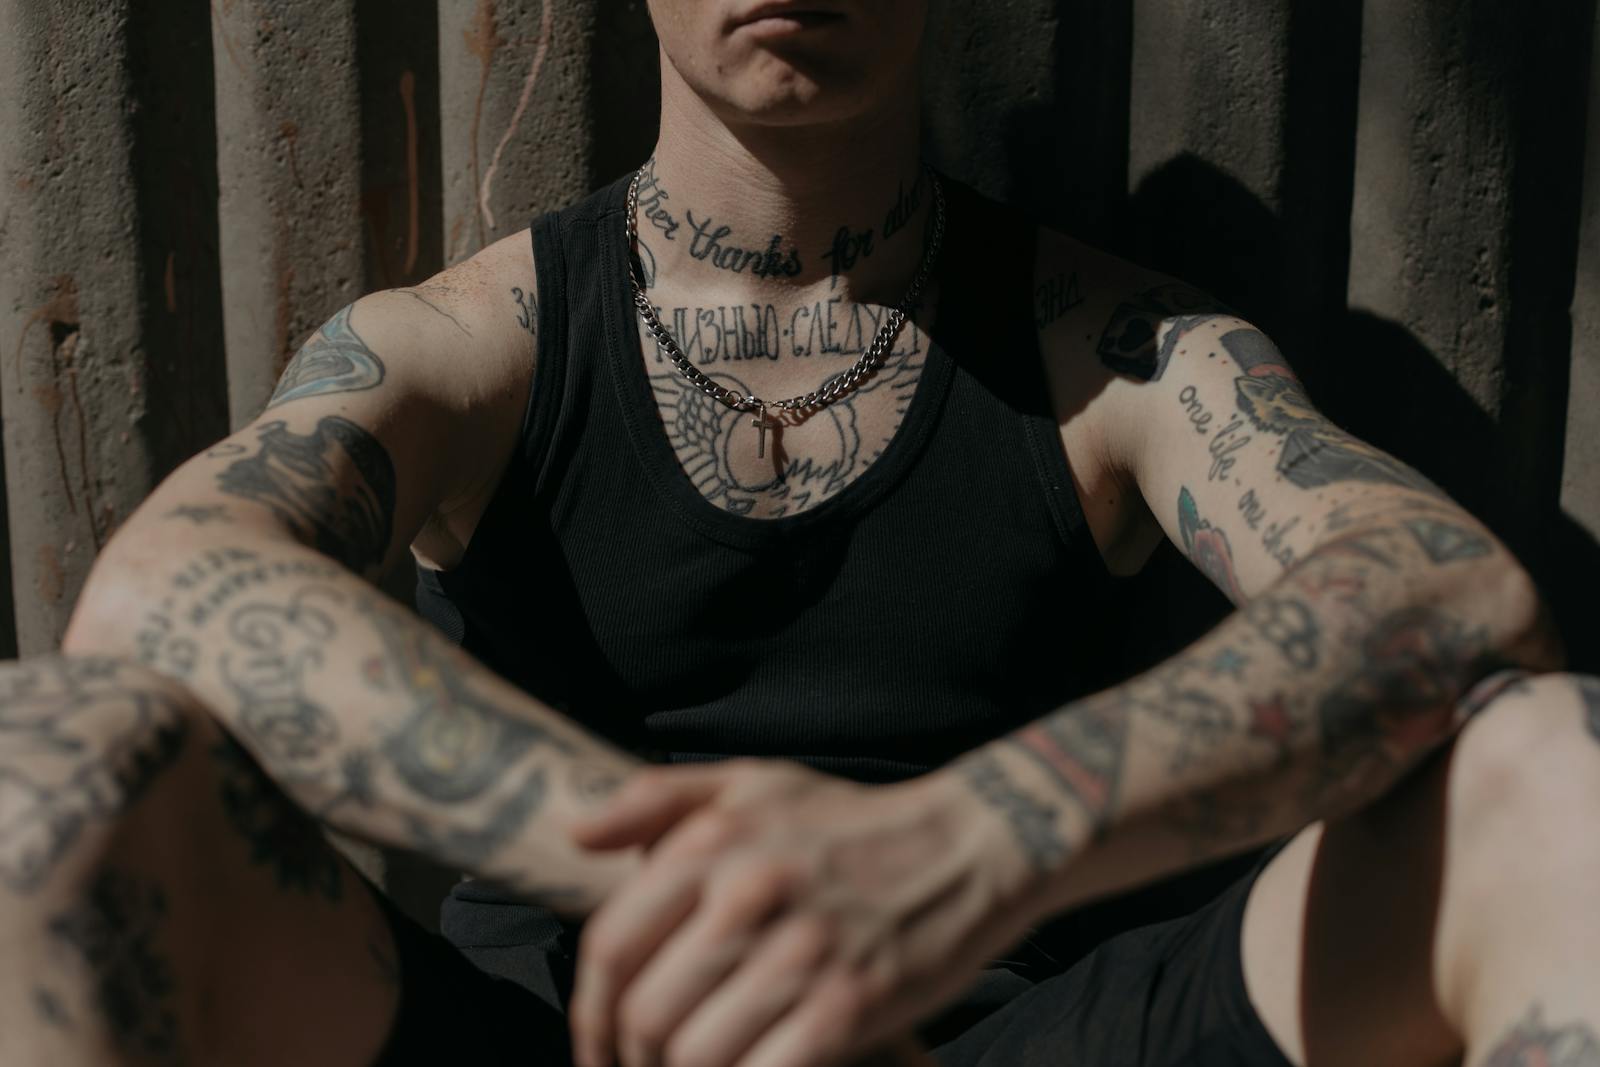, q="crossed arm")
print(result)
[60,234,1561,1065]
[64,237,641,910]
[558,280,1563,1067]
